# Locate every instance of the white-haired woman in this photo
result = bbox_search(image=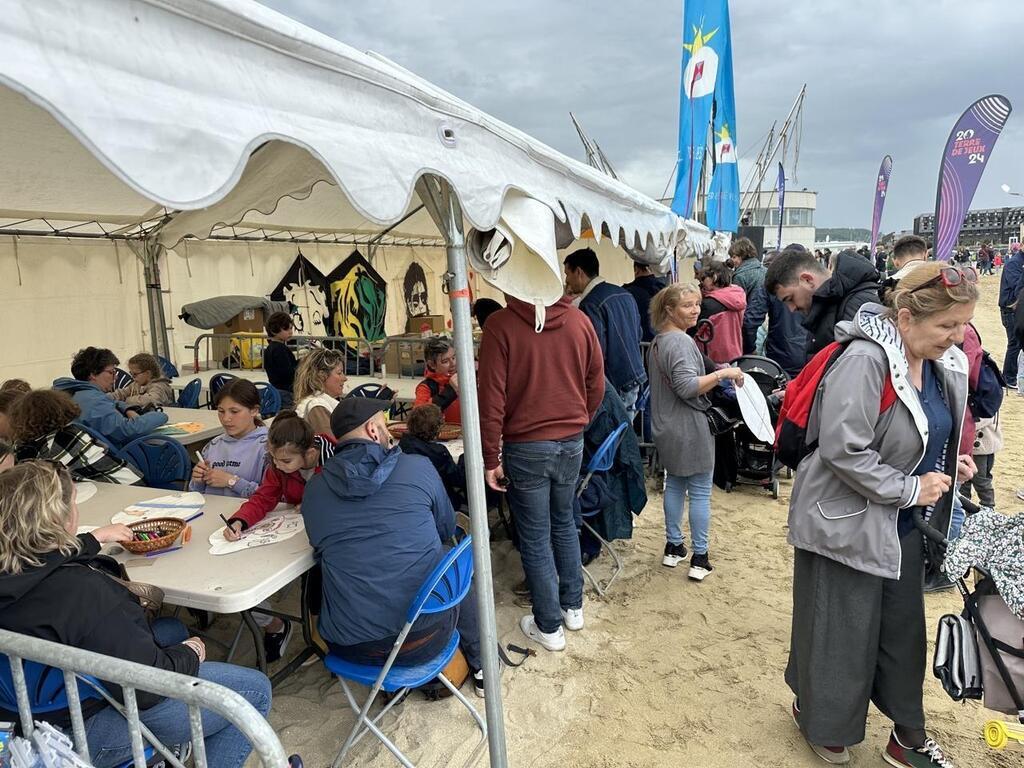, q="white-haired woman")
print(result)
[648,282,744,582]
[785,263,977,767]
